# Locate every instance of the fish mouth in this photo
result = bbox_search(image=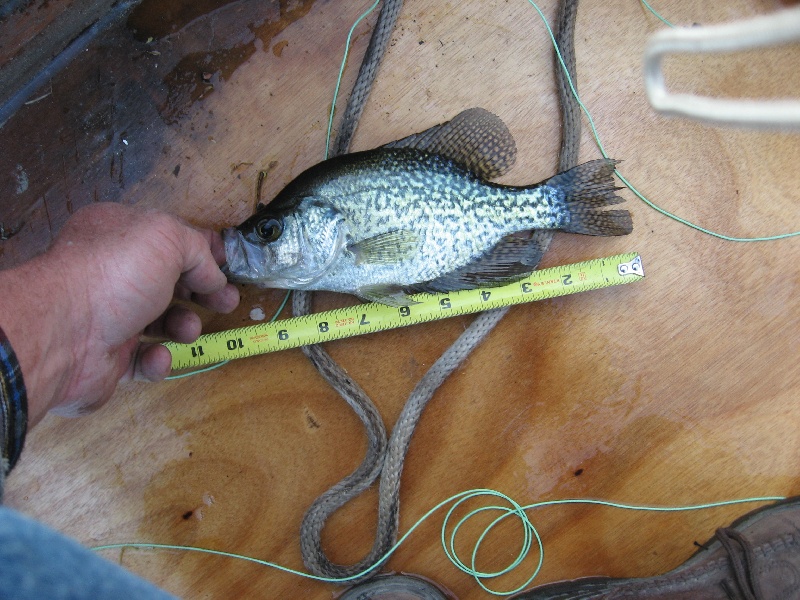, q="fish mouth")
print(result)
[221,219,345,289]
[222,227,256,282]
